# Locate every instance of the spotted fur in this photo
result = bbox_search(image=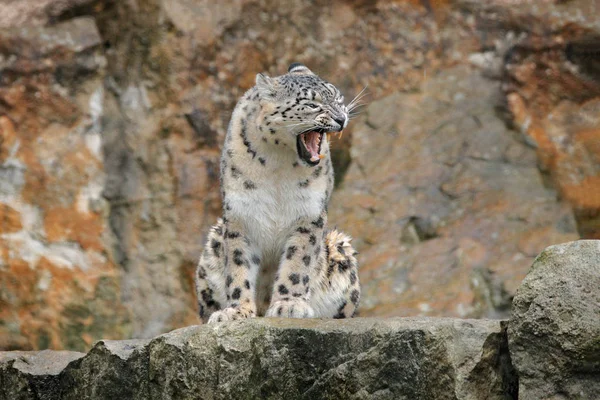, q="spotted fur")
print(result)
[195,64,360,323]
